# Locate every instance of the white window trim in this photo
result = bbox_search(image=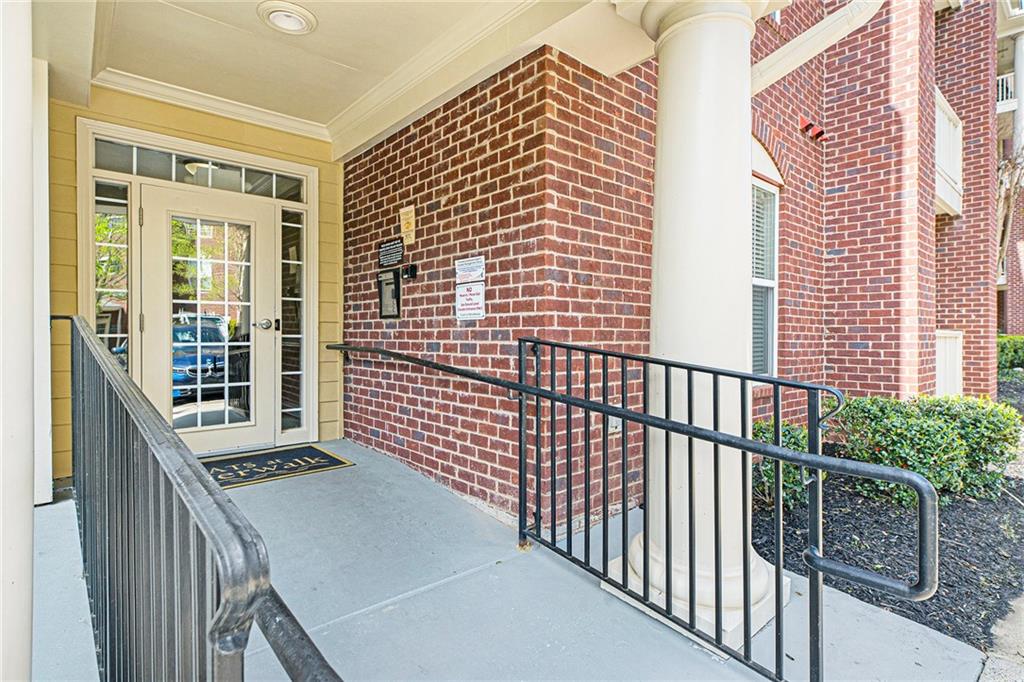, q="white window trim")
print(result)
[752,176,780,376]
[75,118,321,446]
